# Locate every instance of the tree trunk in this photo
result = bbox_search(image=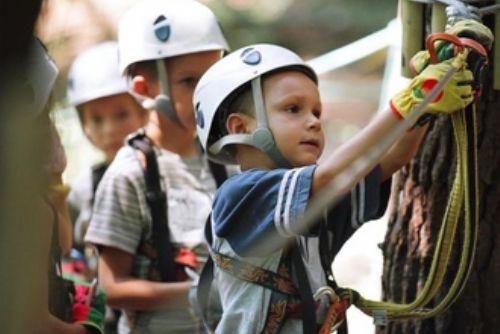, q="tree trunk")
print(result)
[379,57,500,334]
